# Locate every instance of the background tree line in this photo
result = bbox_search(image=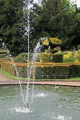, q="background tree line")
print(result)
[0,0,80,55]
